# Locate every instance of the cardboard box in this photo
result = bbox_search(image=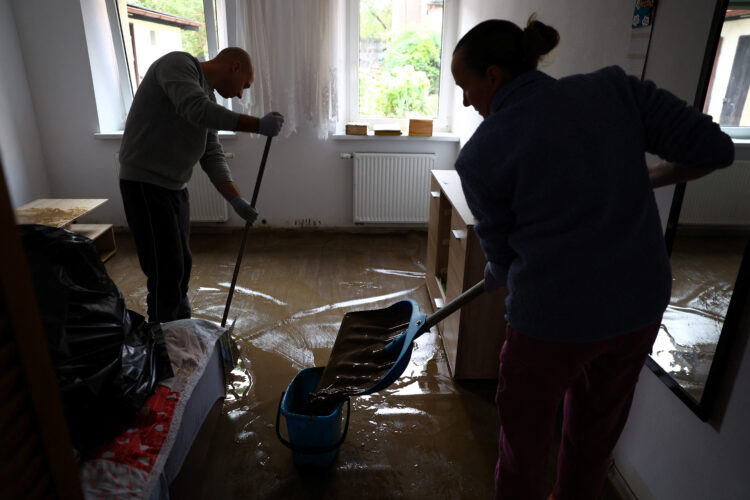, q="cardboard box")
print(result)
[408,119,433,136]
[345,123,368,135]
